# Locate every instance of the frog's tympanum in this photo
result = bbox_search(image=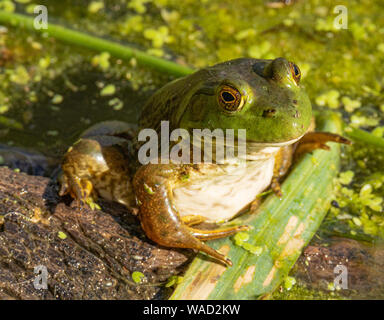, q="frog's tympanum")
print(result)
[59,58,350,266]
